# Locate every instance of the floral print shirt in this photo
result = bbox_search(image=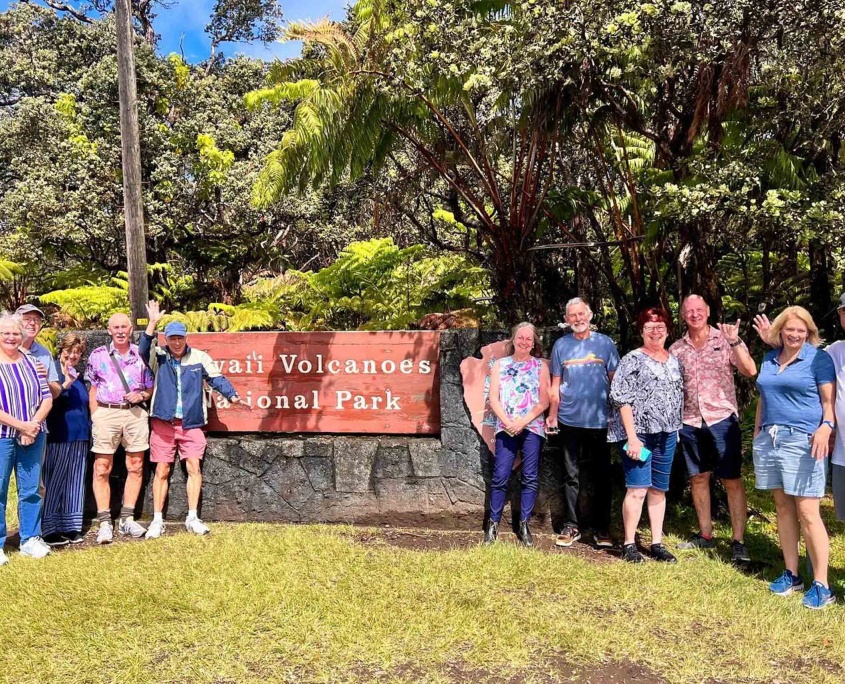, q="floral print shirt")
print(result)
[669,326,745,427]
[495,355,545,438]
[85,343,154,405]
[607,349,683,442]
